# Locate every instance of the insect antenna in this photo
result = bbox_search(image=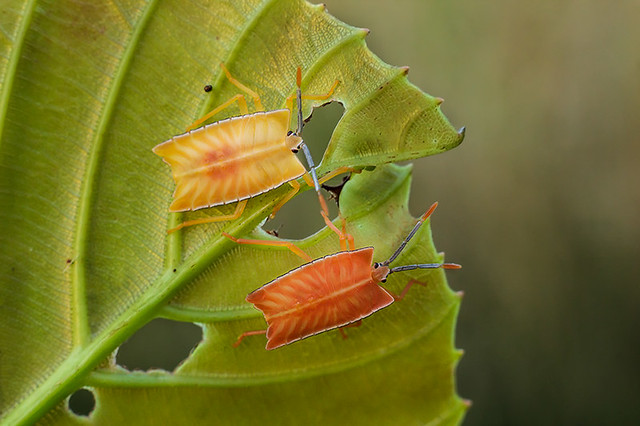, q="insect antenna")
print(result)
[389,263,462,274]
[381,202,439,267]
[292,67,326,212]
[379,202,461,274]
[299,143,321,195]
